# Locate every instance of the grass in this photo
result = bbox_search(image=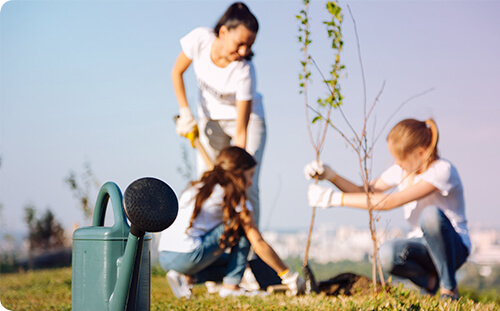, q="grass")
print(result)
[1,267,499,310]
